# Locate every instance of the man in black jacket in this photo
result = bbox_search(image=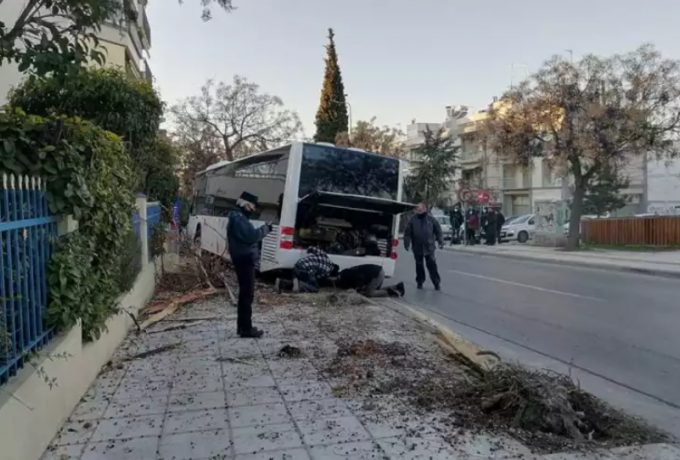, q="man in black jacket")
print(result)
[227,191,272,338]
[404,203,443,290]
